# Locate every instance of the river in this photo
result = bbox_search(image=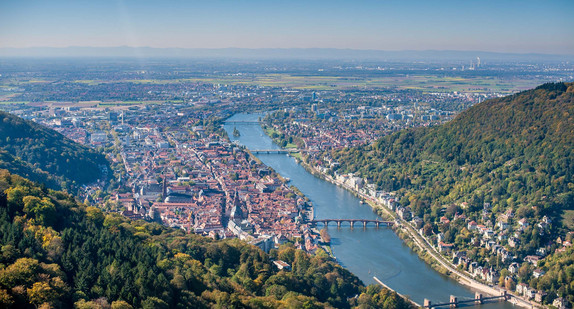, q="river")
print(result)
[224,113,513,308]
